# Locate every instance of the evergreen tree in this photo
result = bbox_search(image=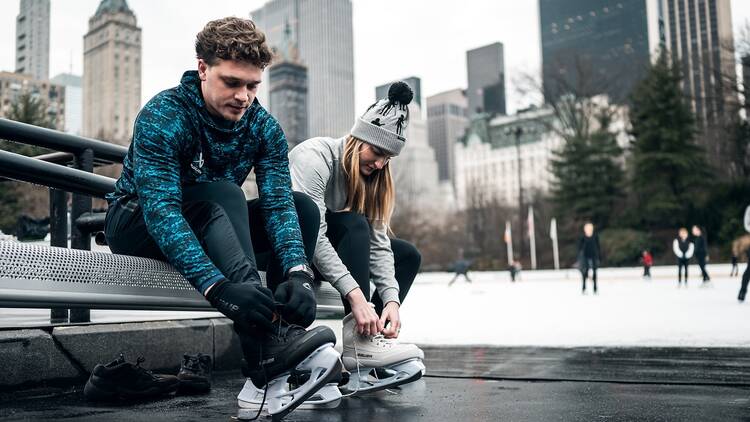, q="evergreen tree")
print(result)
[0,93,54,233]
[628,52,708,228]
[550,108,624,230]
